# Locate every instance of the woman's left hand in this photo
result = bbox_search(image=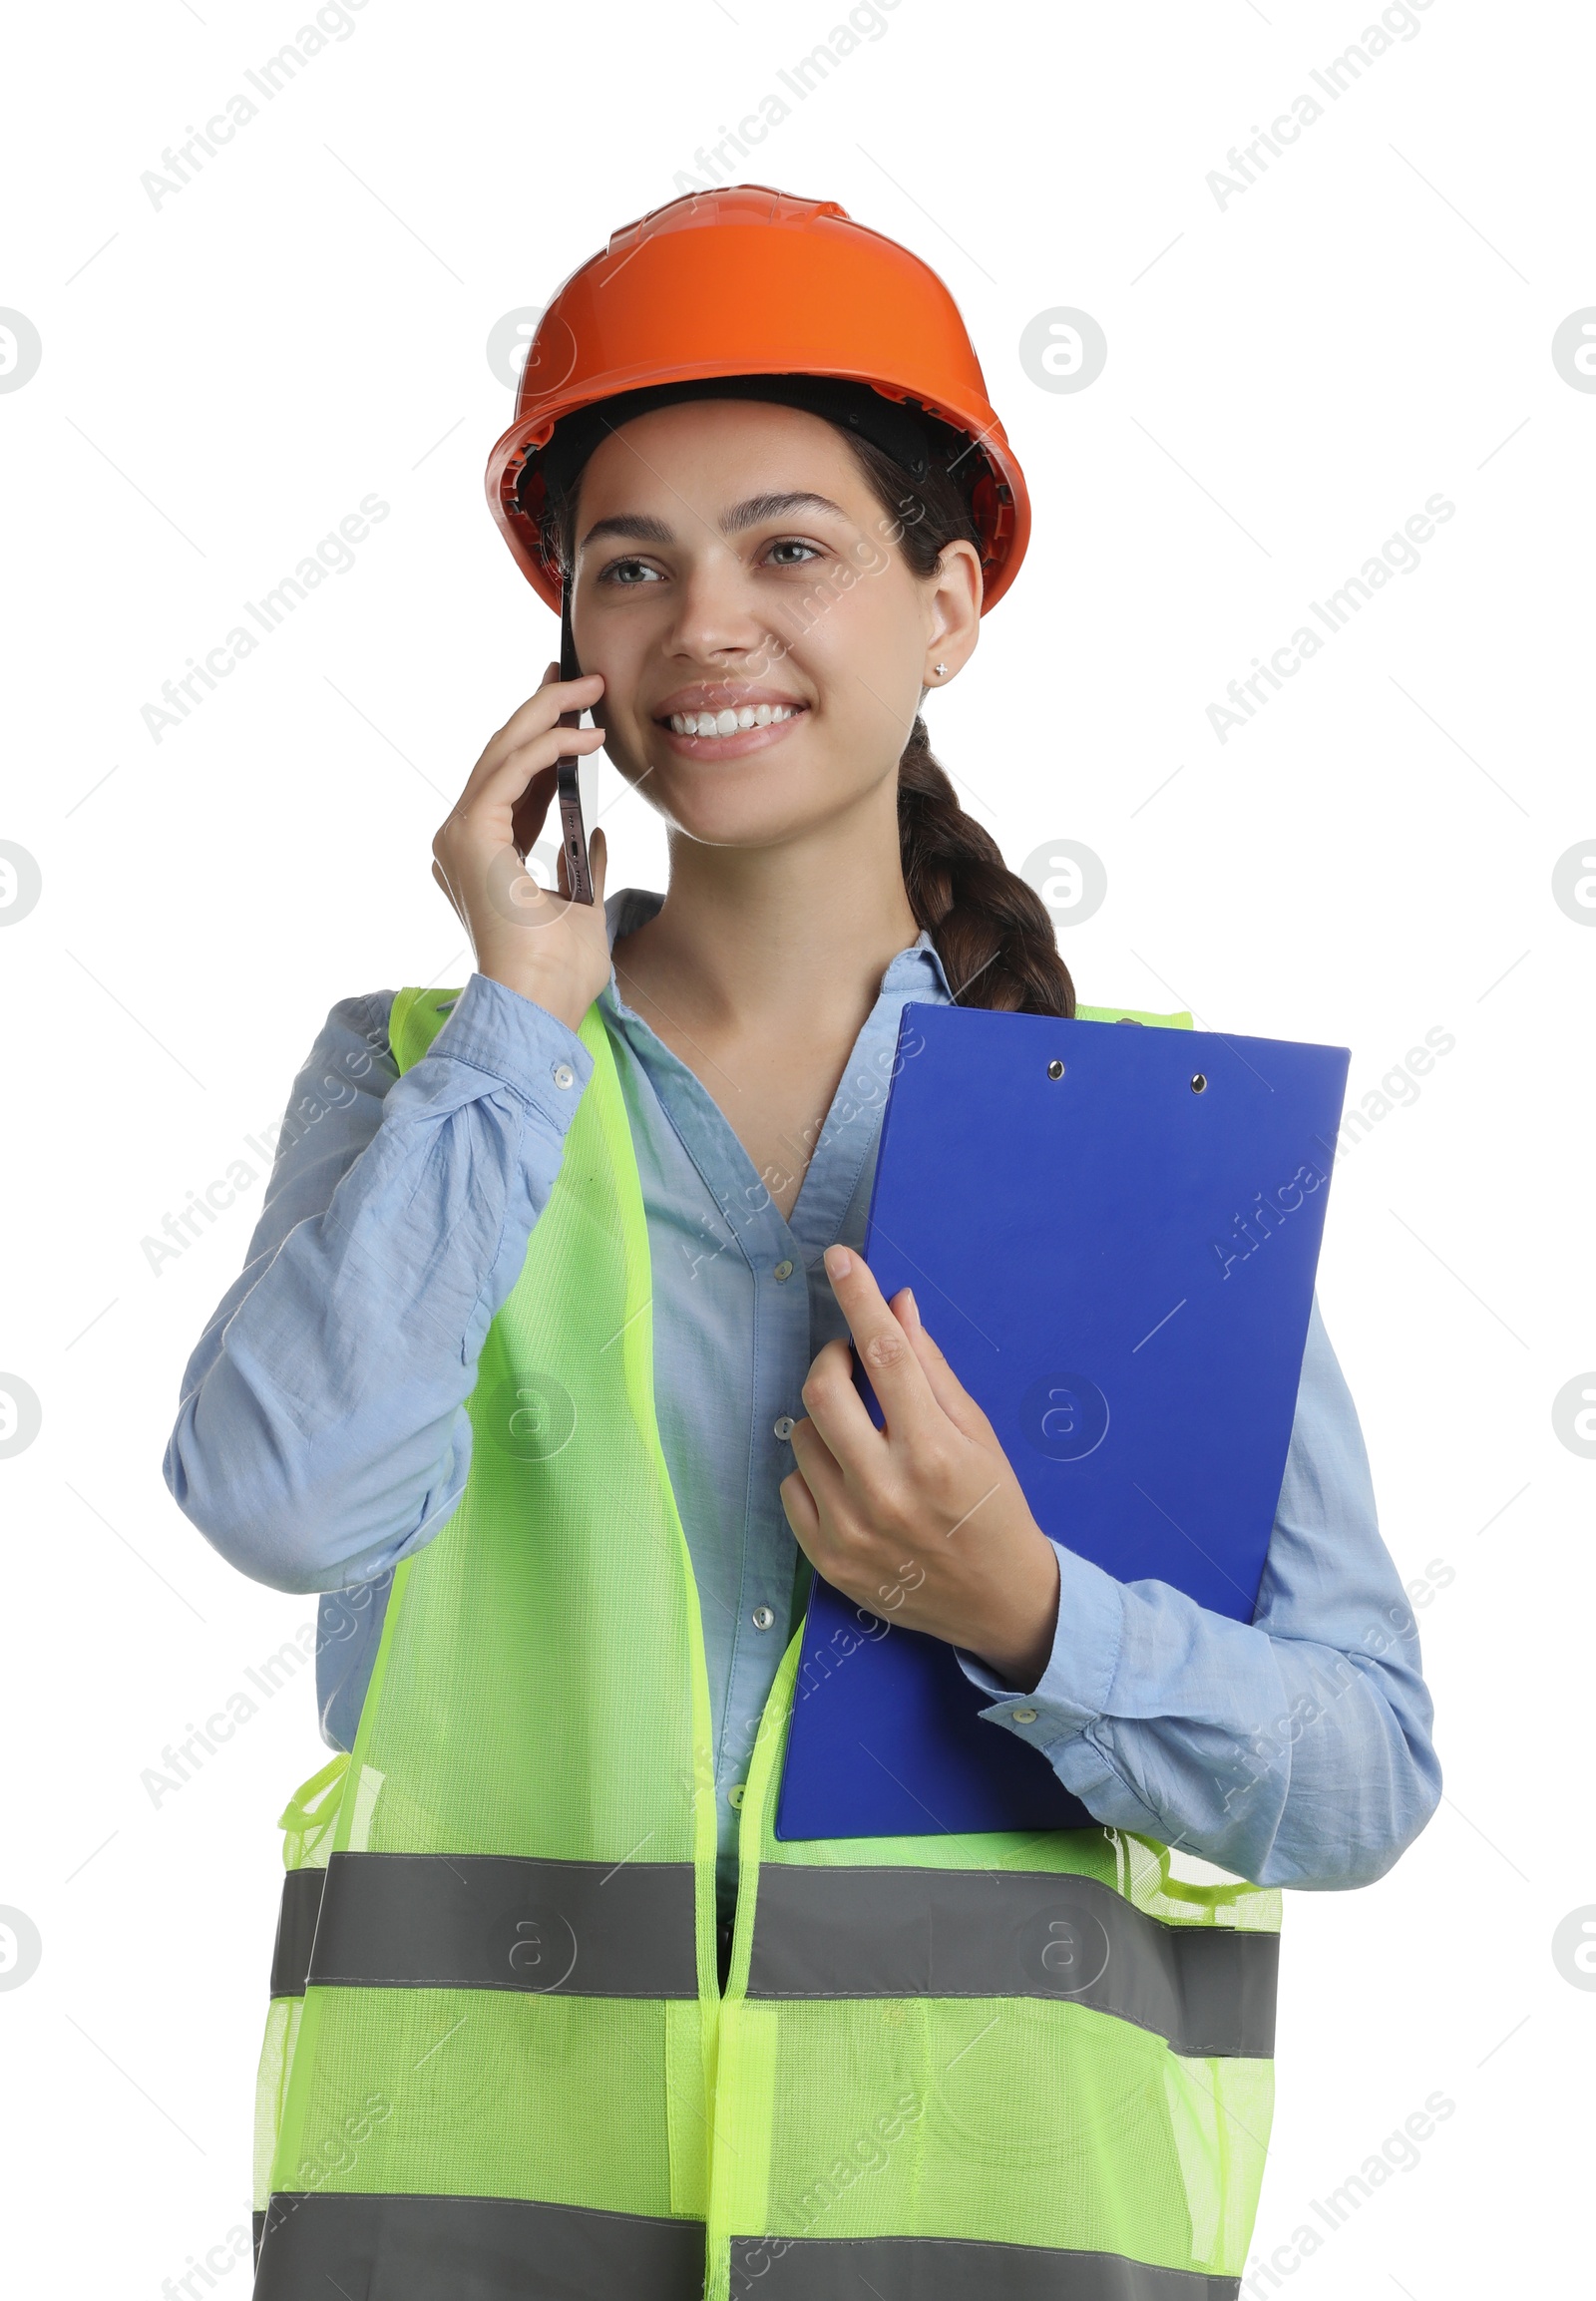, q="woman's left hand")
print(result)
[780,1246,1062,1691]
